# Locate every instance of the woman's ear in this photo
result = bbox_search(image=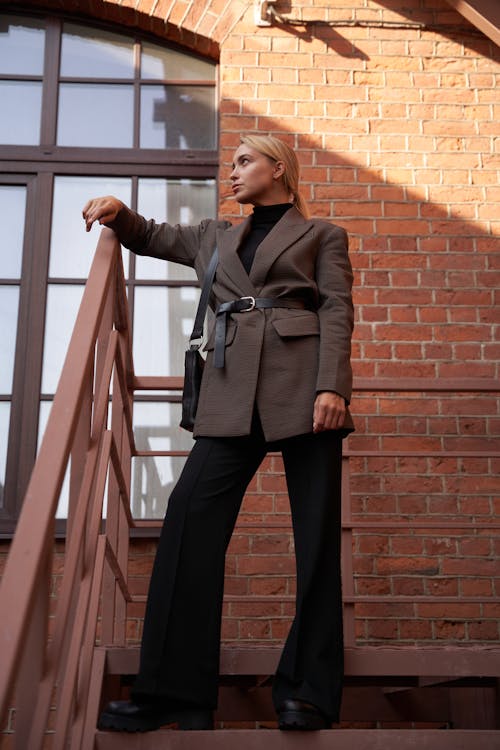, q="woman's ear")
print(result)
[273,160,285,180]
